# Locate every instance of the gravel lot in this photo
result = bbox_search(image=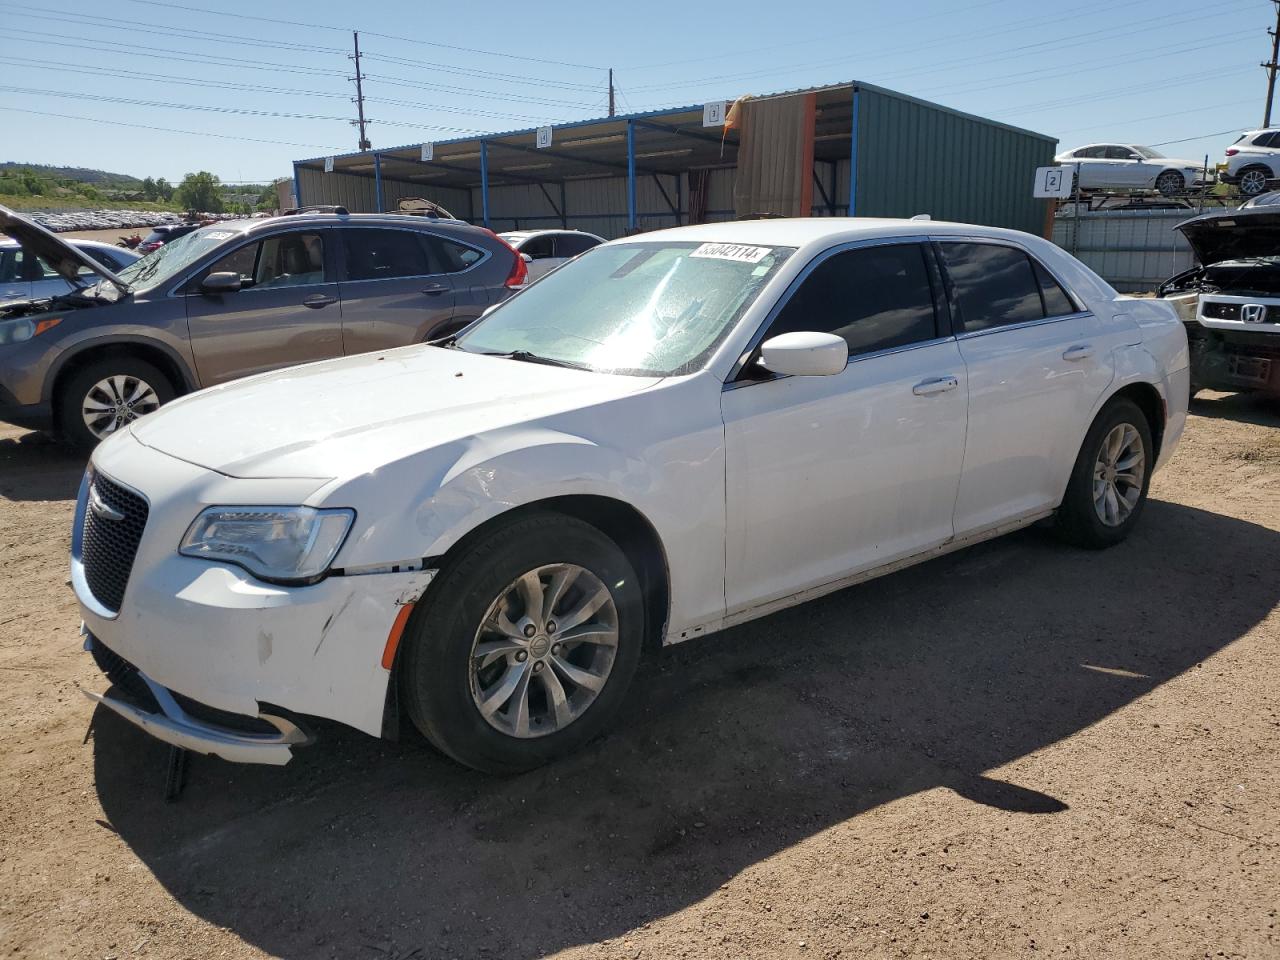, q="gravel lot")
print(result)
[1,393,1277,960]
